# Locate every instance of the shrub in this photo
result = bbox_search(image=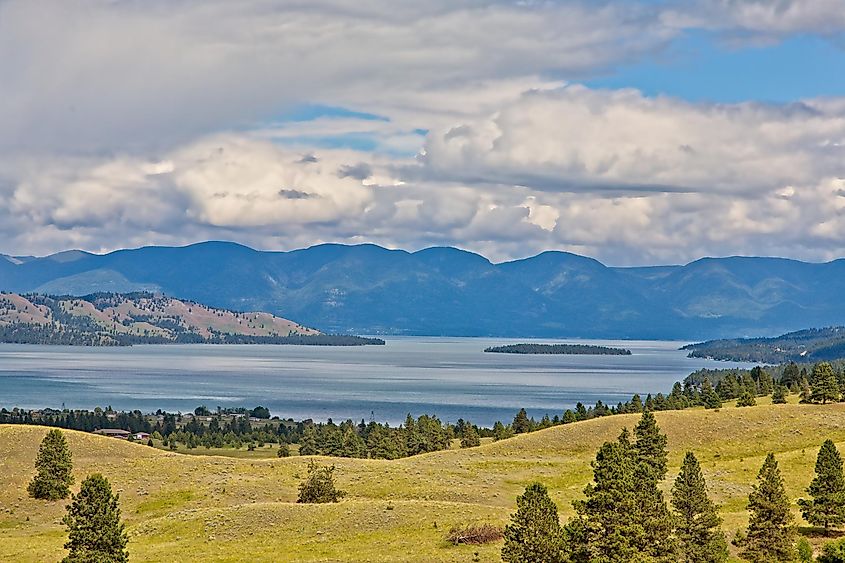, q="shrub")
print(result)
[737,392,757,407]
[277,443,291,458]
[297,461,346,503]
[446,523,503,545]
[819,537,845,563]
[796,537,813,563]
